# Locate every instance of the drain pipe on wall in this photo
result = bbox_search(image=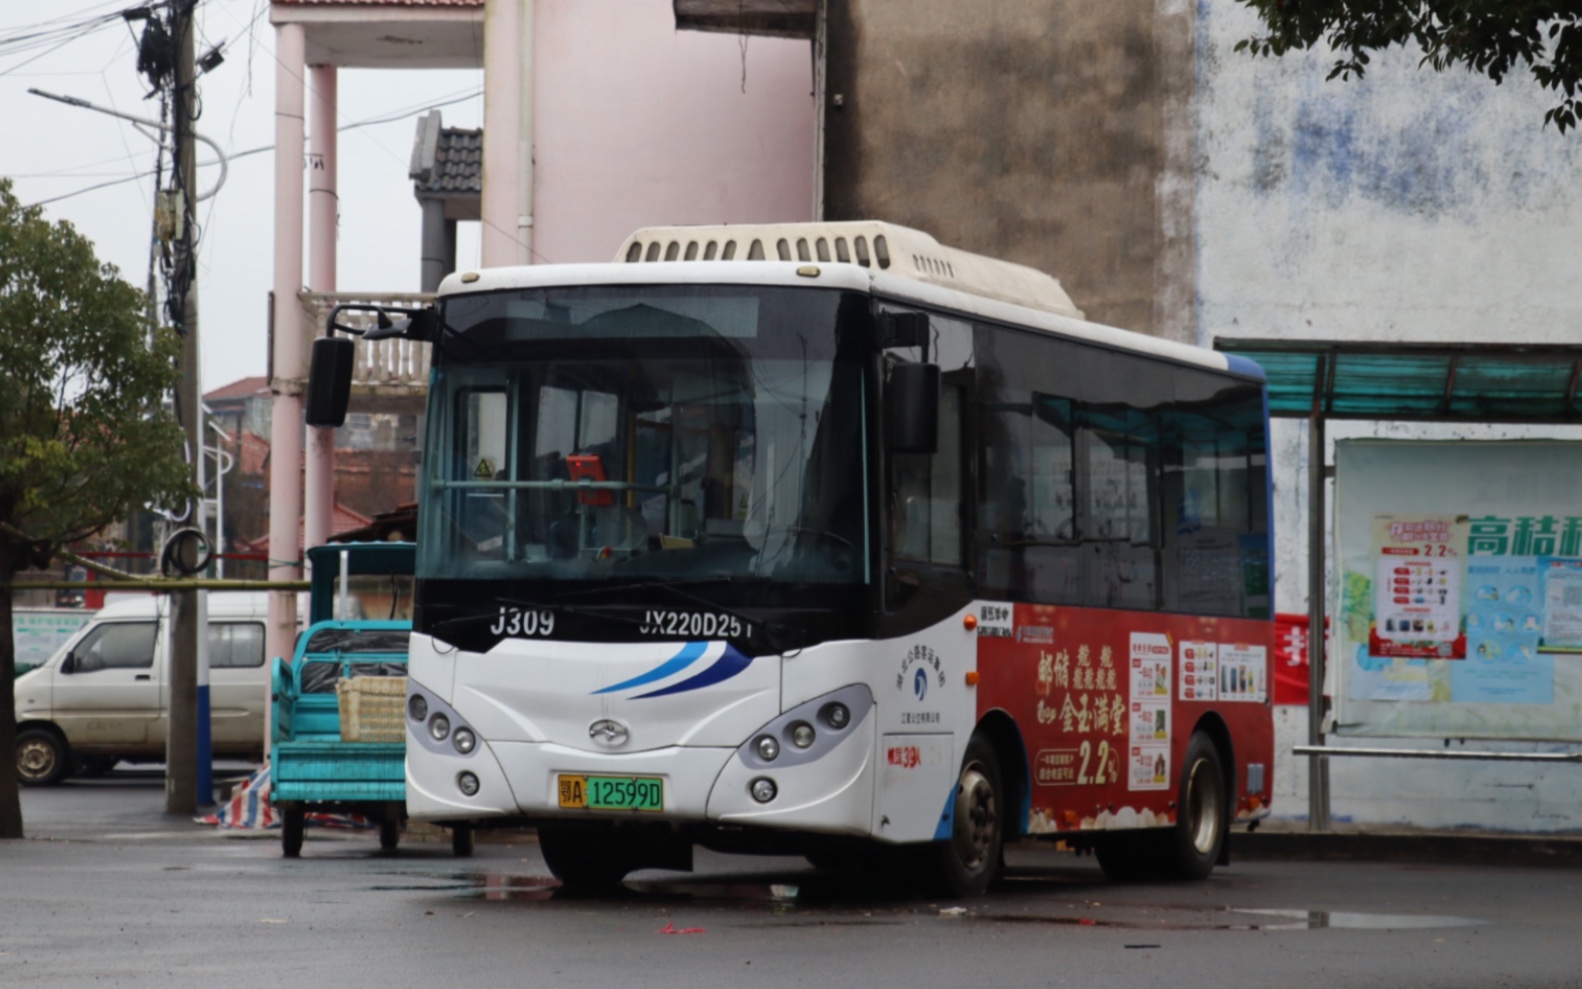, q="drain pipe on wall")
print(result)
[518,0,534,265]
